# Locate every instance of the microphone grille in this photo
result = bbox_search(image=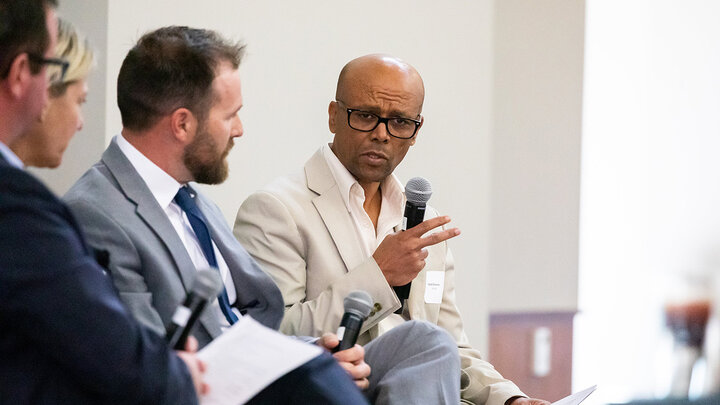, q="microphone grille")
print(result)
[192,269,223,300]
[343,290,373,318]
[405,177,432,204]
